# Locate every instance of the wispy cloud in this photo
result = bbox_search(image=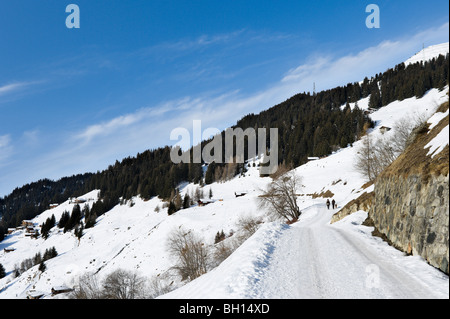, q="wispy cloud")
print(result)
[134,29,296,67]
[0,135,10,148]
[141,29,247,54]
[75,113,143,144]
[0,134,13,165]
[0,80,47,105]
[0,82,29,96]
